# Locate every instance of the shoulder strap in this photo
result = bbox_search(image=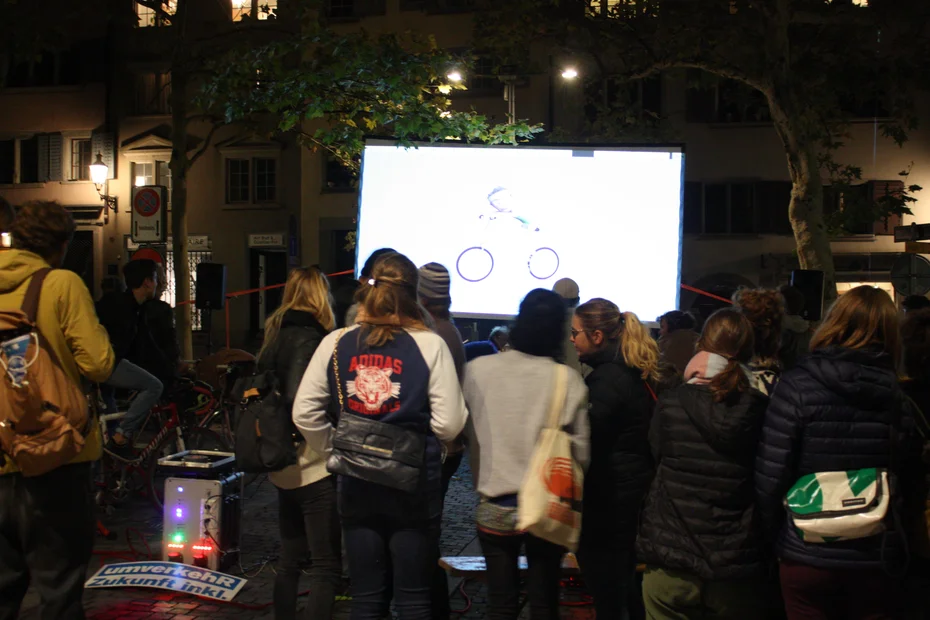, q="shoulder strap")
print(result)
[332,329,346,414]
[21,268,51,323]
[644,380,658,402]
[545,364,569,430]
